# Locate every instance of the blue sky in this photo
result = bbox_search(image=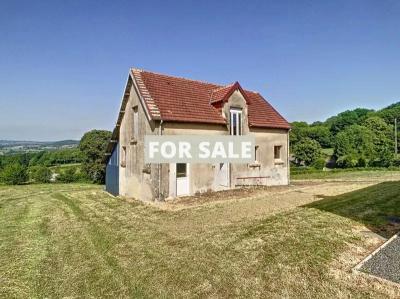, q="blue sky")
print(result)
[1,0,399,141]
